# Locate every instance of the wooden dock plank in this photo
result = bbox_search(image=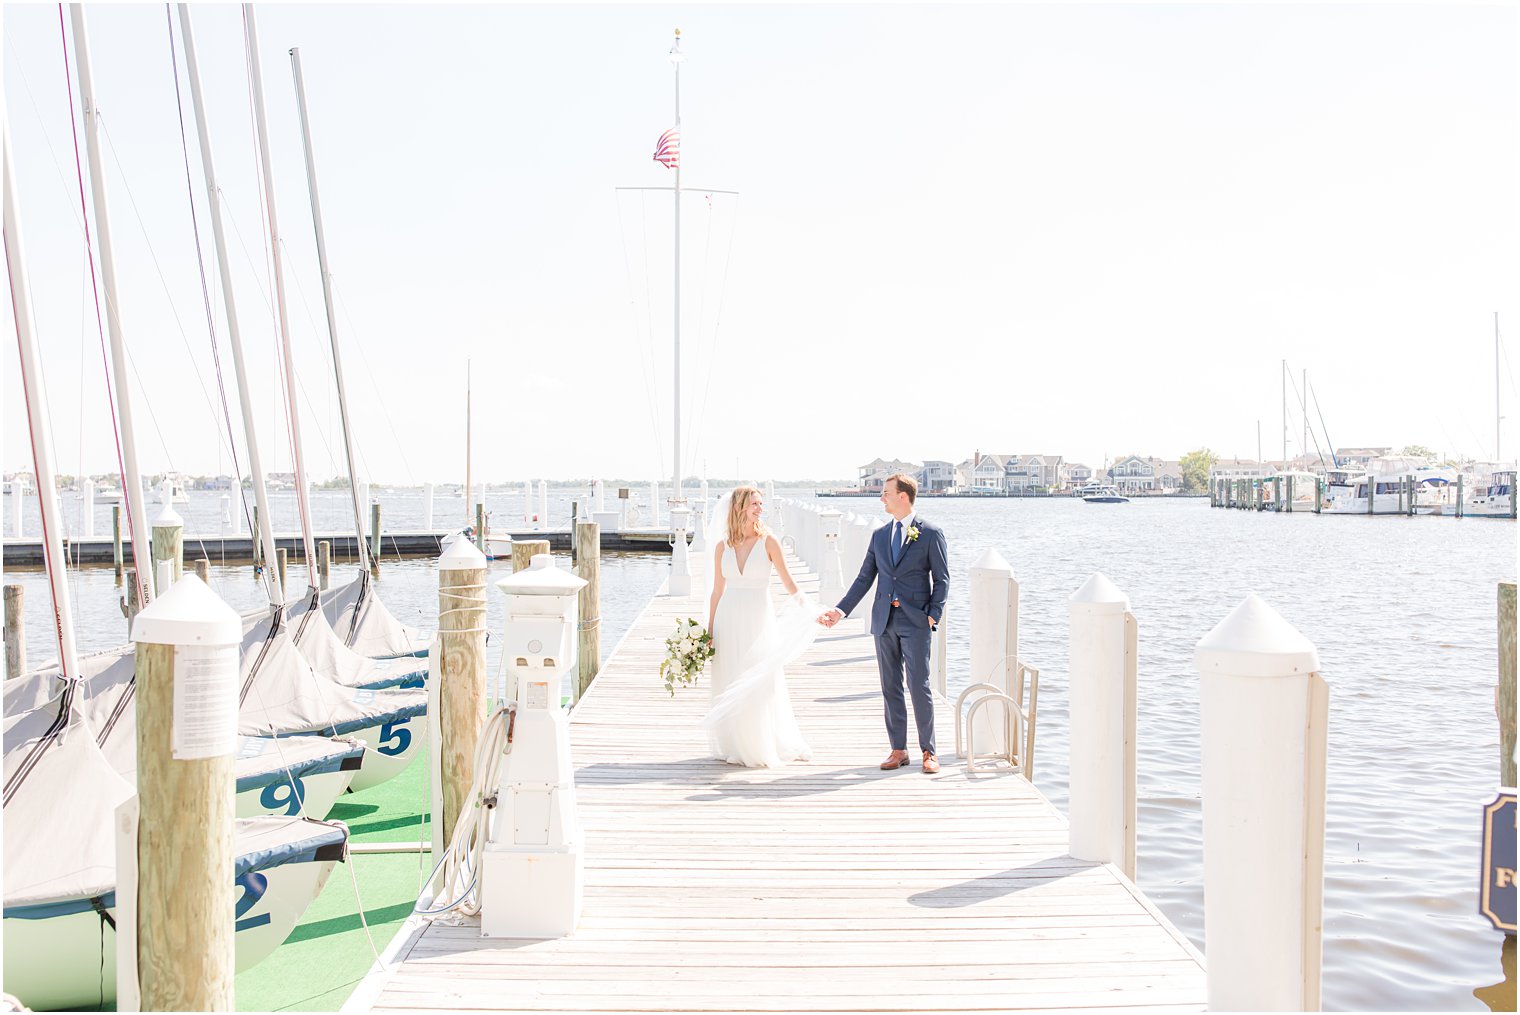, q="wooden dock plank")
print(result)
[357,550,1205,1013]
